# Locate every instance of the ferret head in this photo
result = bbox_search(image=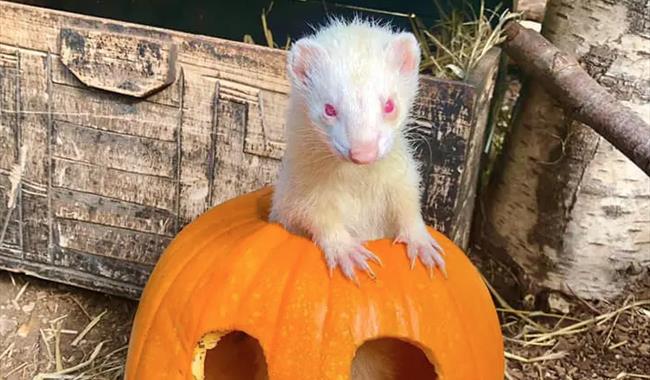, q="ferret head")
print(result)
[287,18,421,165]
